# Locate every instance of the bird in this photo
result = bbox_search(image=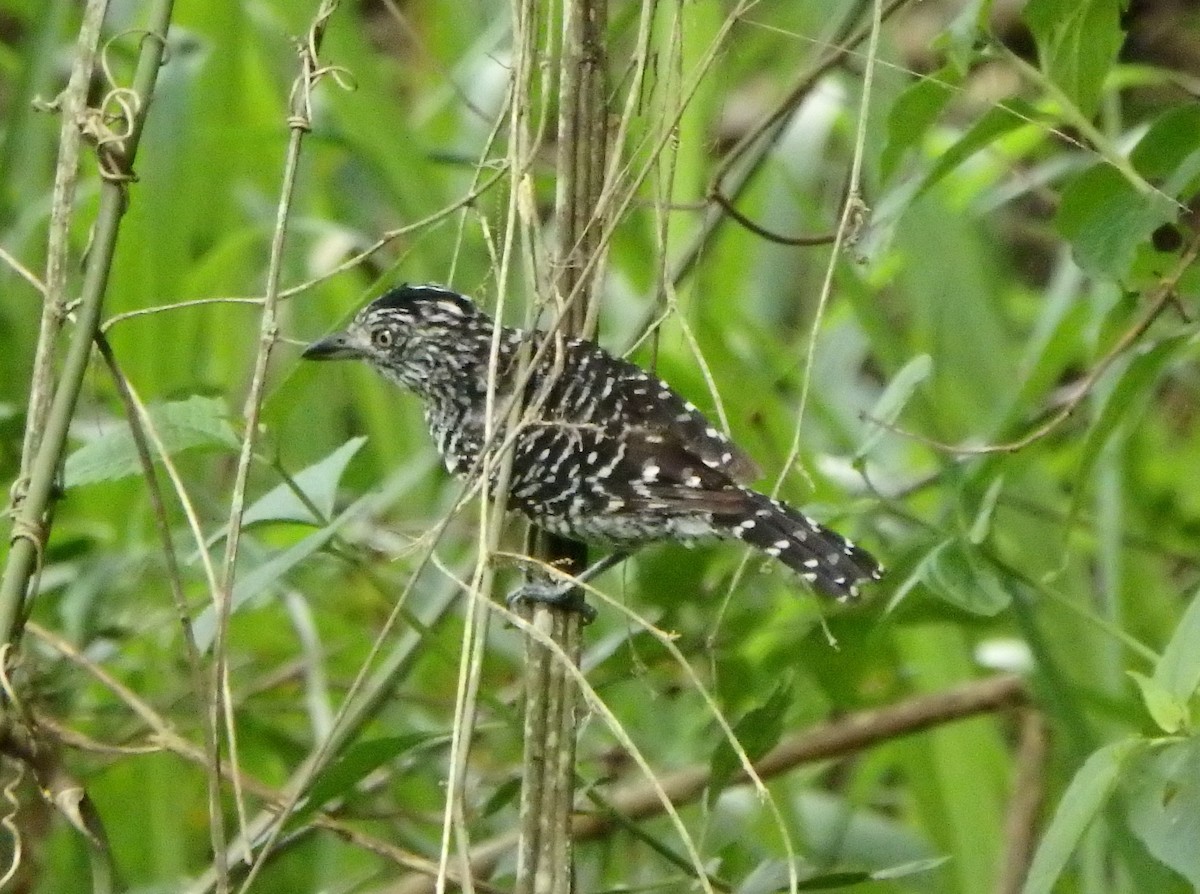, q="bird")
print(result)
[302,283,882,608]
